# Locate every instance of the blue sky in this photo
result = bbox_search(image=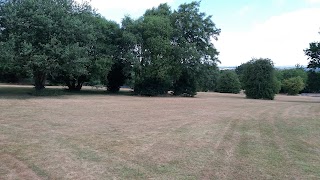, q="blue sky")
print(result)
[77,0,320,67]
